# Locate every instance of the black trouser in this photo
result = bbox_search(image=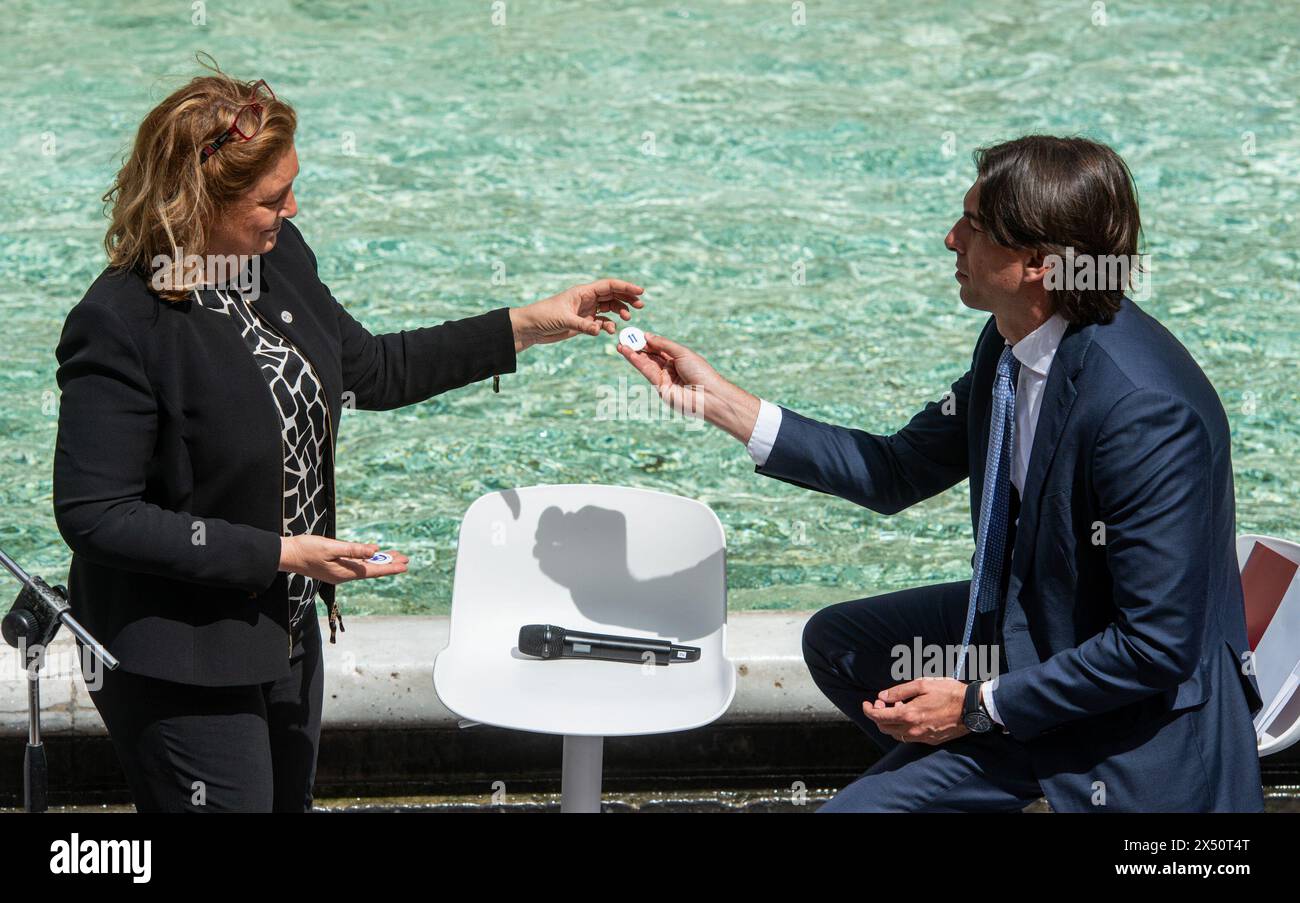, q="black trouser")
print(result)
[801,580,1043,811]
[81,613,324,813]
